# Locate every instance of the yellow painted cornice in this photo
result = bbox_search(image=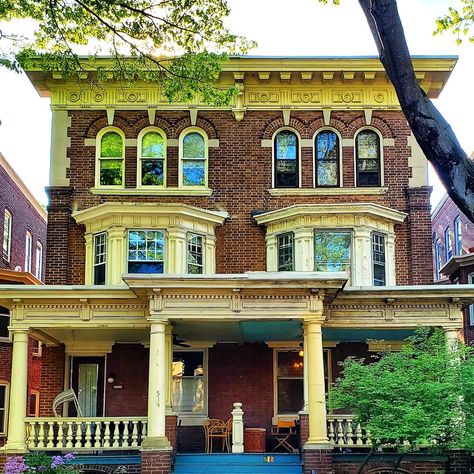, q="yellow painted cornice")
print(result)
[25,55,457,112]
[254,203,407,226]
[72,202,228,226]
